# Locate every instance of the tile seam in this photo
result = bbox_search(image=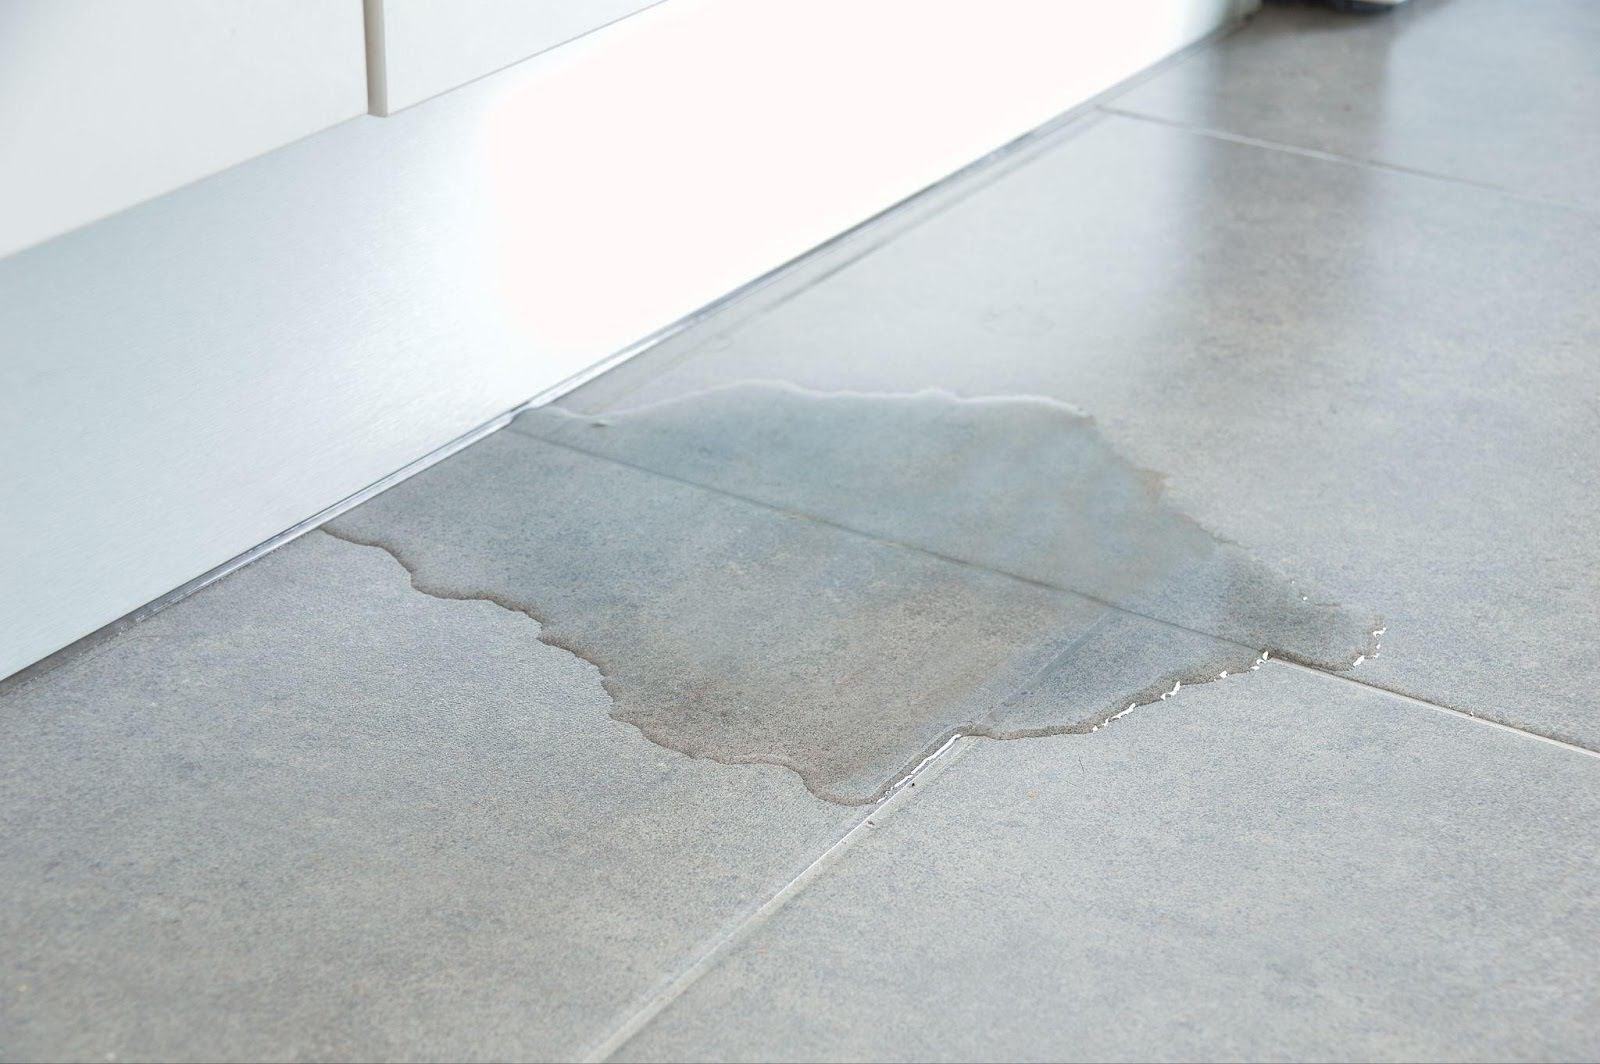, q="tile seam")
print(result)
[1099,106,1600,218]
[504,427,1600,762]
[503,424,1270,656]
[1281,660,1600,762]
[578,735,980,1062]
